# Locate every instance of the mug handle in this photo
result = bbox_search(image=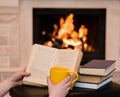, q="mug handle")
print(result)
[68,70,78,84]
